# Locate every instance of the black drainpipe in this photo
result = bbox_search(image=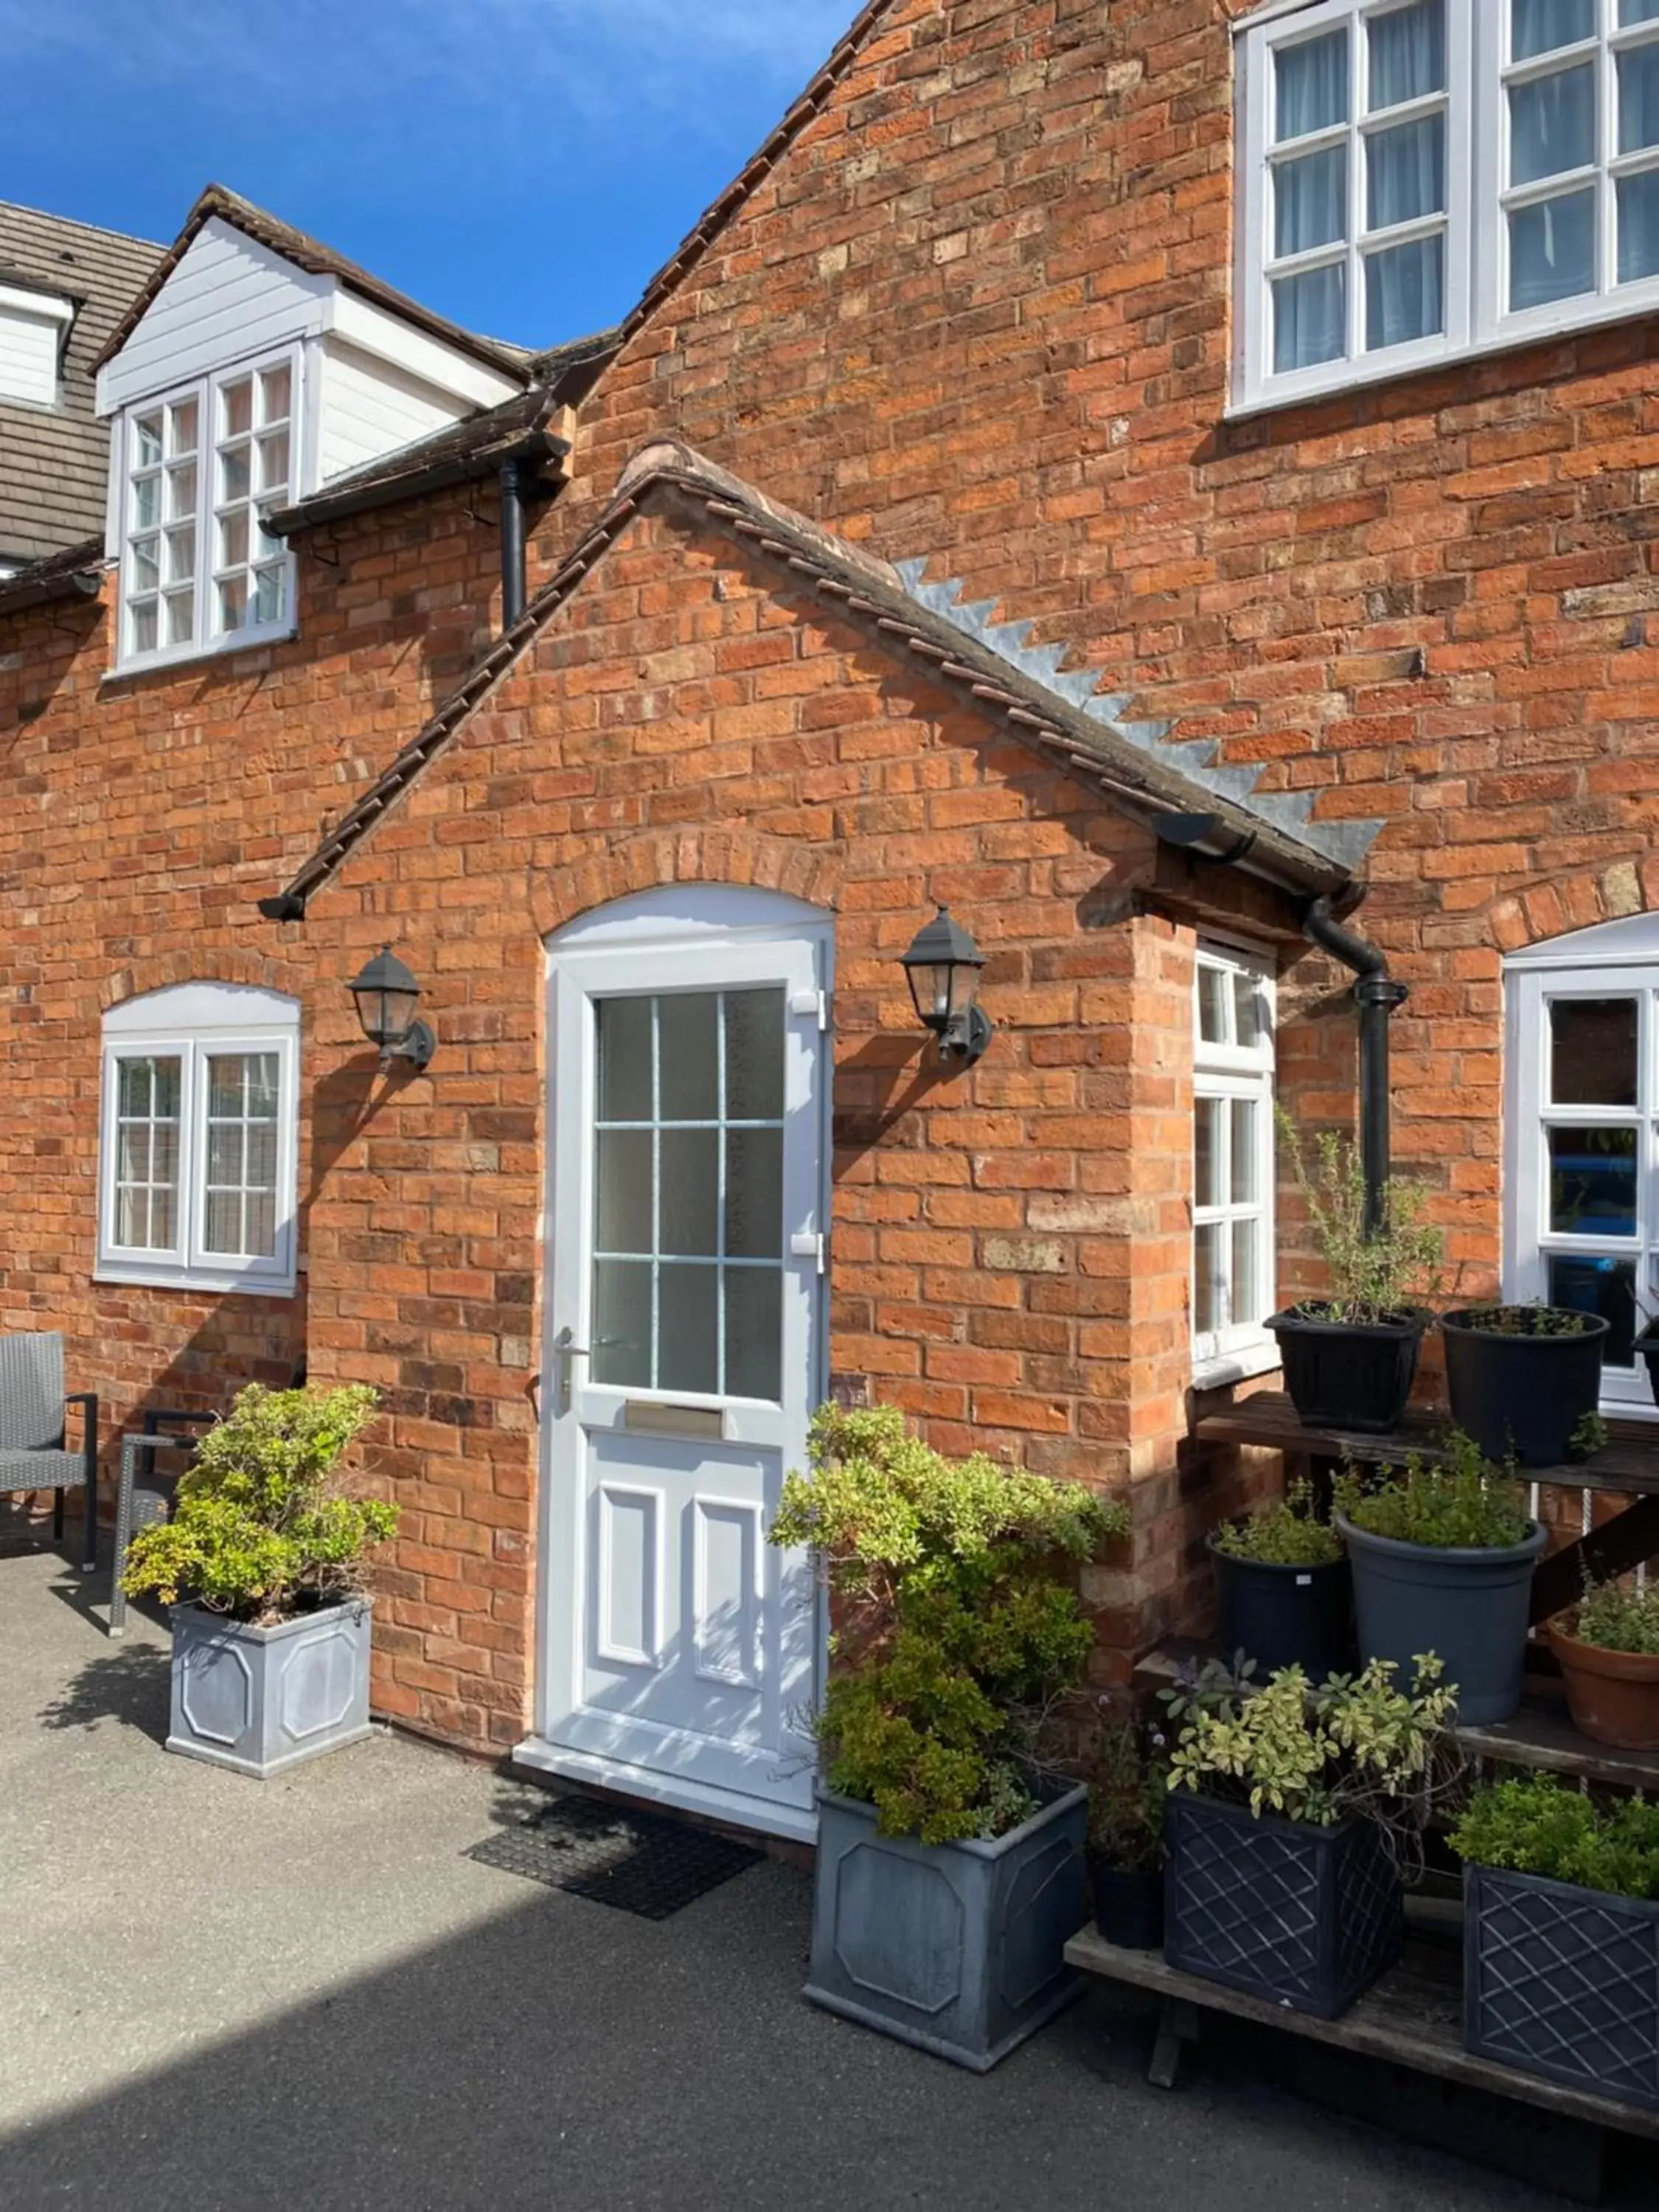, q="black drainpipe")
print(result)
[1301,894,1410,1238]
[1150,813,1407,1238]
[499,457,526,630]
